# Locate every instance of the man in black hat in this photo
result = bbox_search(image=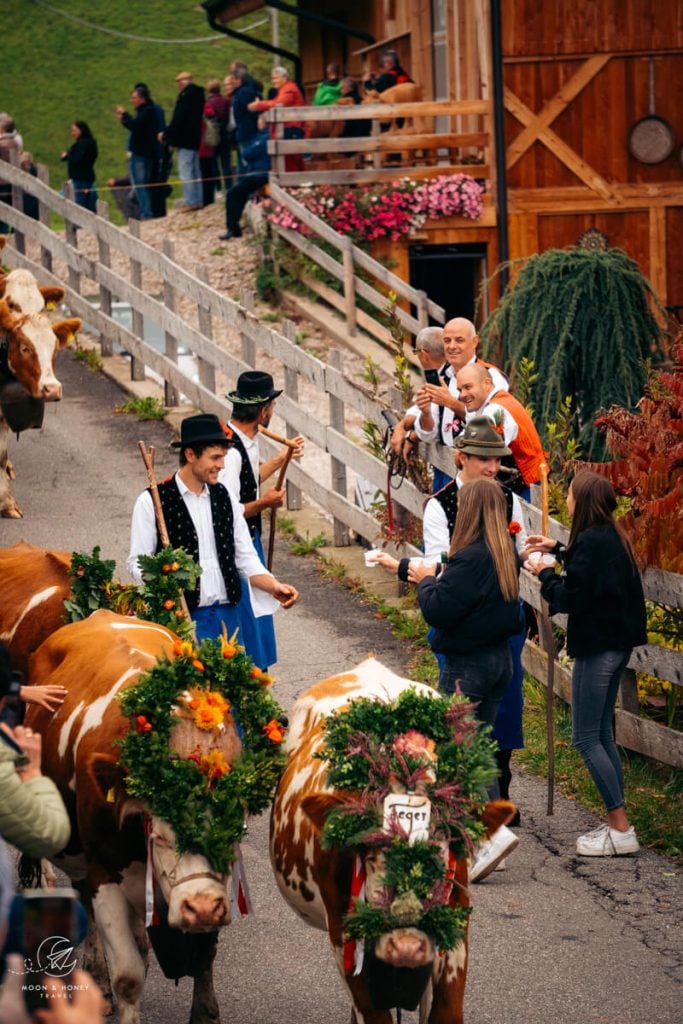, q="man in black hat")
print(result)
[218,372,304,668]
[127,413,298,664]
